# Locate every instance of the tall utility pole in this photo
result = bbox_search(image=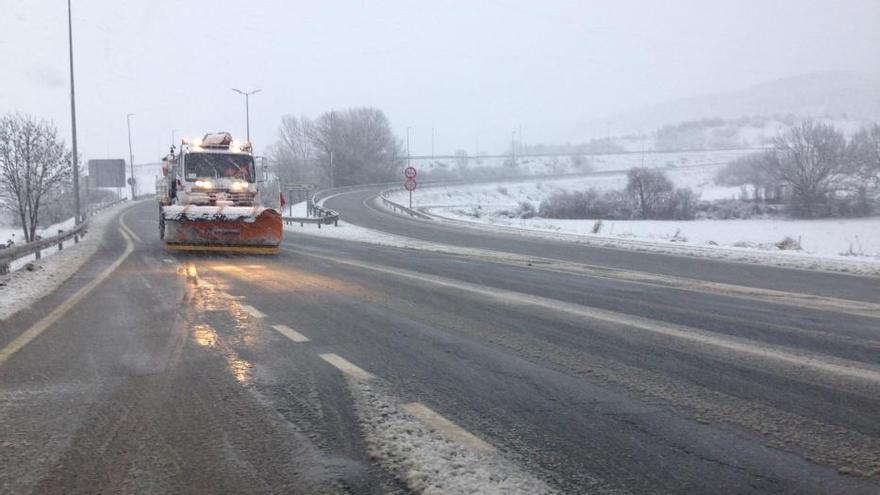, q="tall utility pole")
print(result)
[231,88,261,143]
[406,126,412,167]
[127,113,135,199]
[67,0,81,224]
